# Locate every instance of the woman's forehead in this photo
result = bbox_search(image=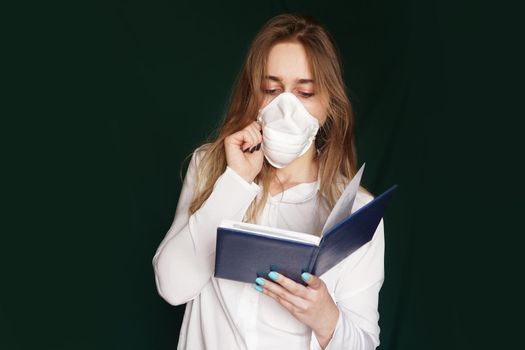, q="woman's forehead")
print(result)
[266,42,313,84]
